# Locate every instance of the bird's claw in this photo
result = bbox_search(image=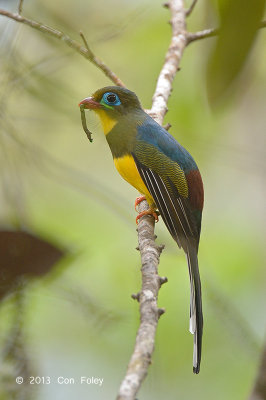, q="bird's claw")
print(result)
[136,209,159,224]
[134,196,147,211]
